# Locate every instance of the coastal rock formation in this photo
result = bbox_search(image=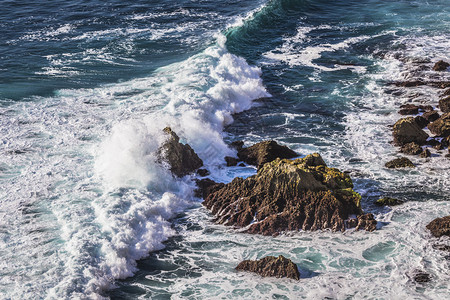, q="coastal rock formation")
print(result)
[398,104,419,115]
[422,110,440,123]
[374,197,404,206]
[195,178,224,199]
[157,127,203,177]
[235,255,300,280]
[428,113,450,136]
[392,117,429,146]
[419,148,431,158]
[439,96,450,113]
[401,142,423,155]
[385,157,415,168]
[237,140,298,169]
[203,153,375,235]
[426,216,450,238]
[433,60,450,71]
